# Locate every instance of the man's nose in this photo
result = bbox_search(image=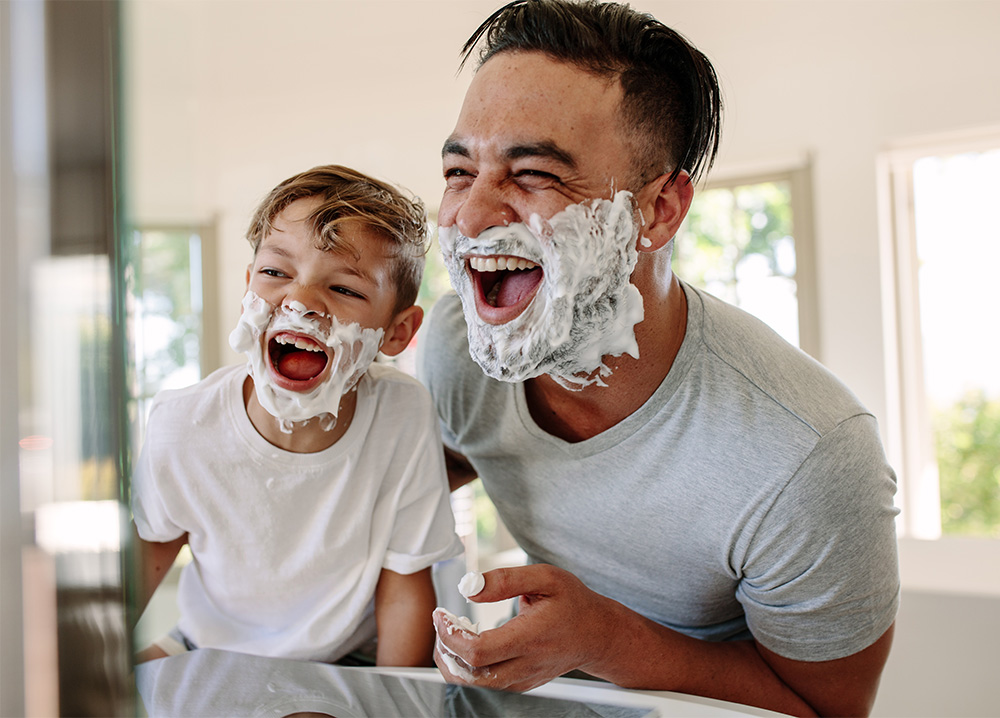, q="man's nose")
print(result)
[452,177,515,240]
